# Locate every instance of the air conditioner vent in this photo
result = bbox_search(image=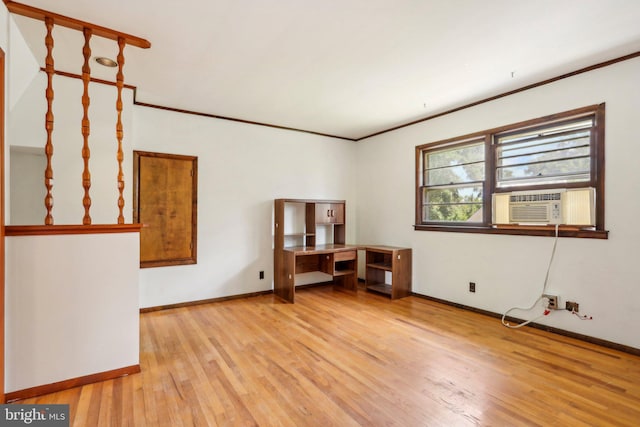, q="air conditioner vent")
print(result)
[510,192,561,203]
[510,205,552,223]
